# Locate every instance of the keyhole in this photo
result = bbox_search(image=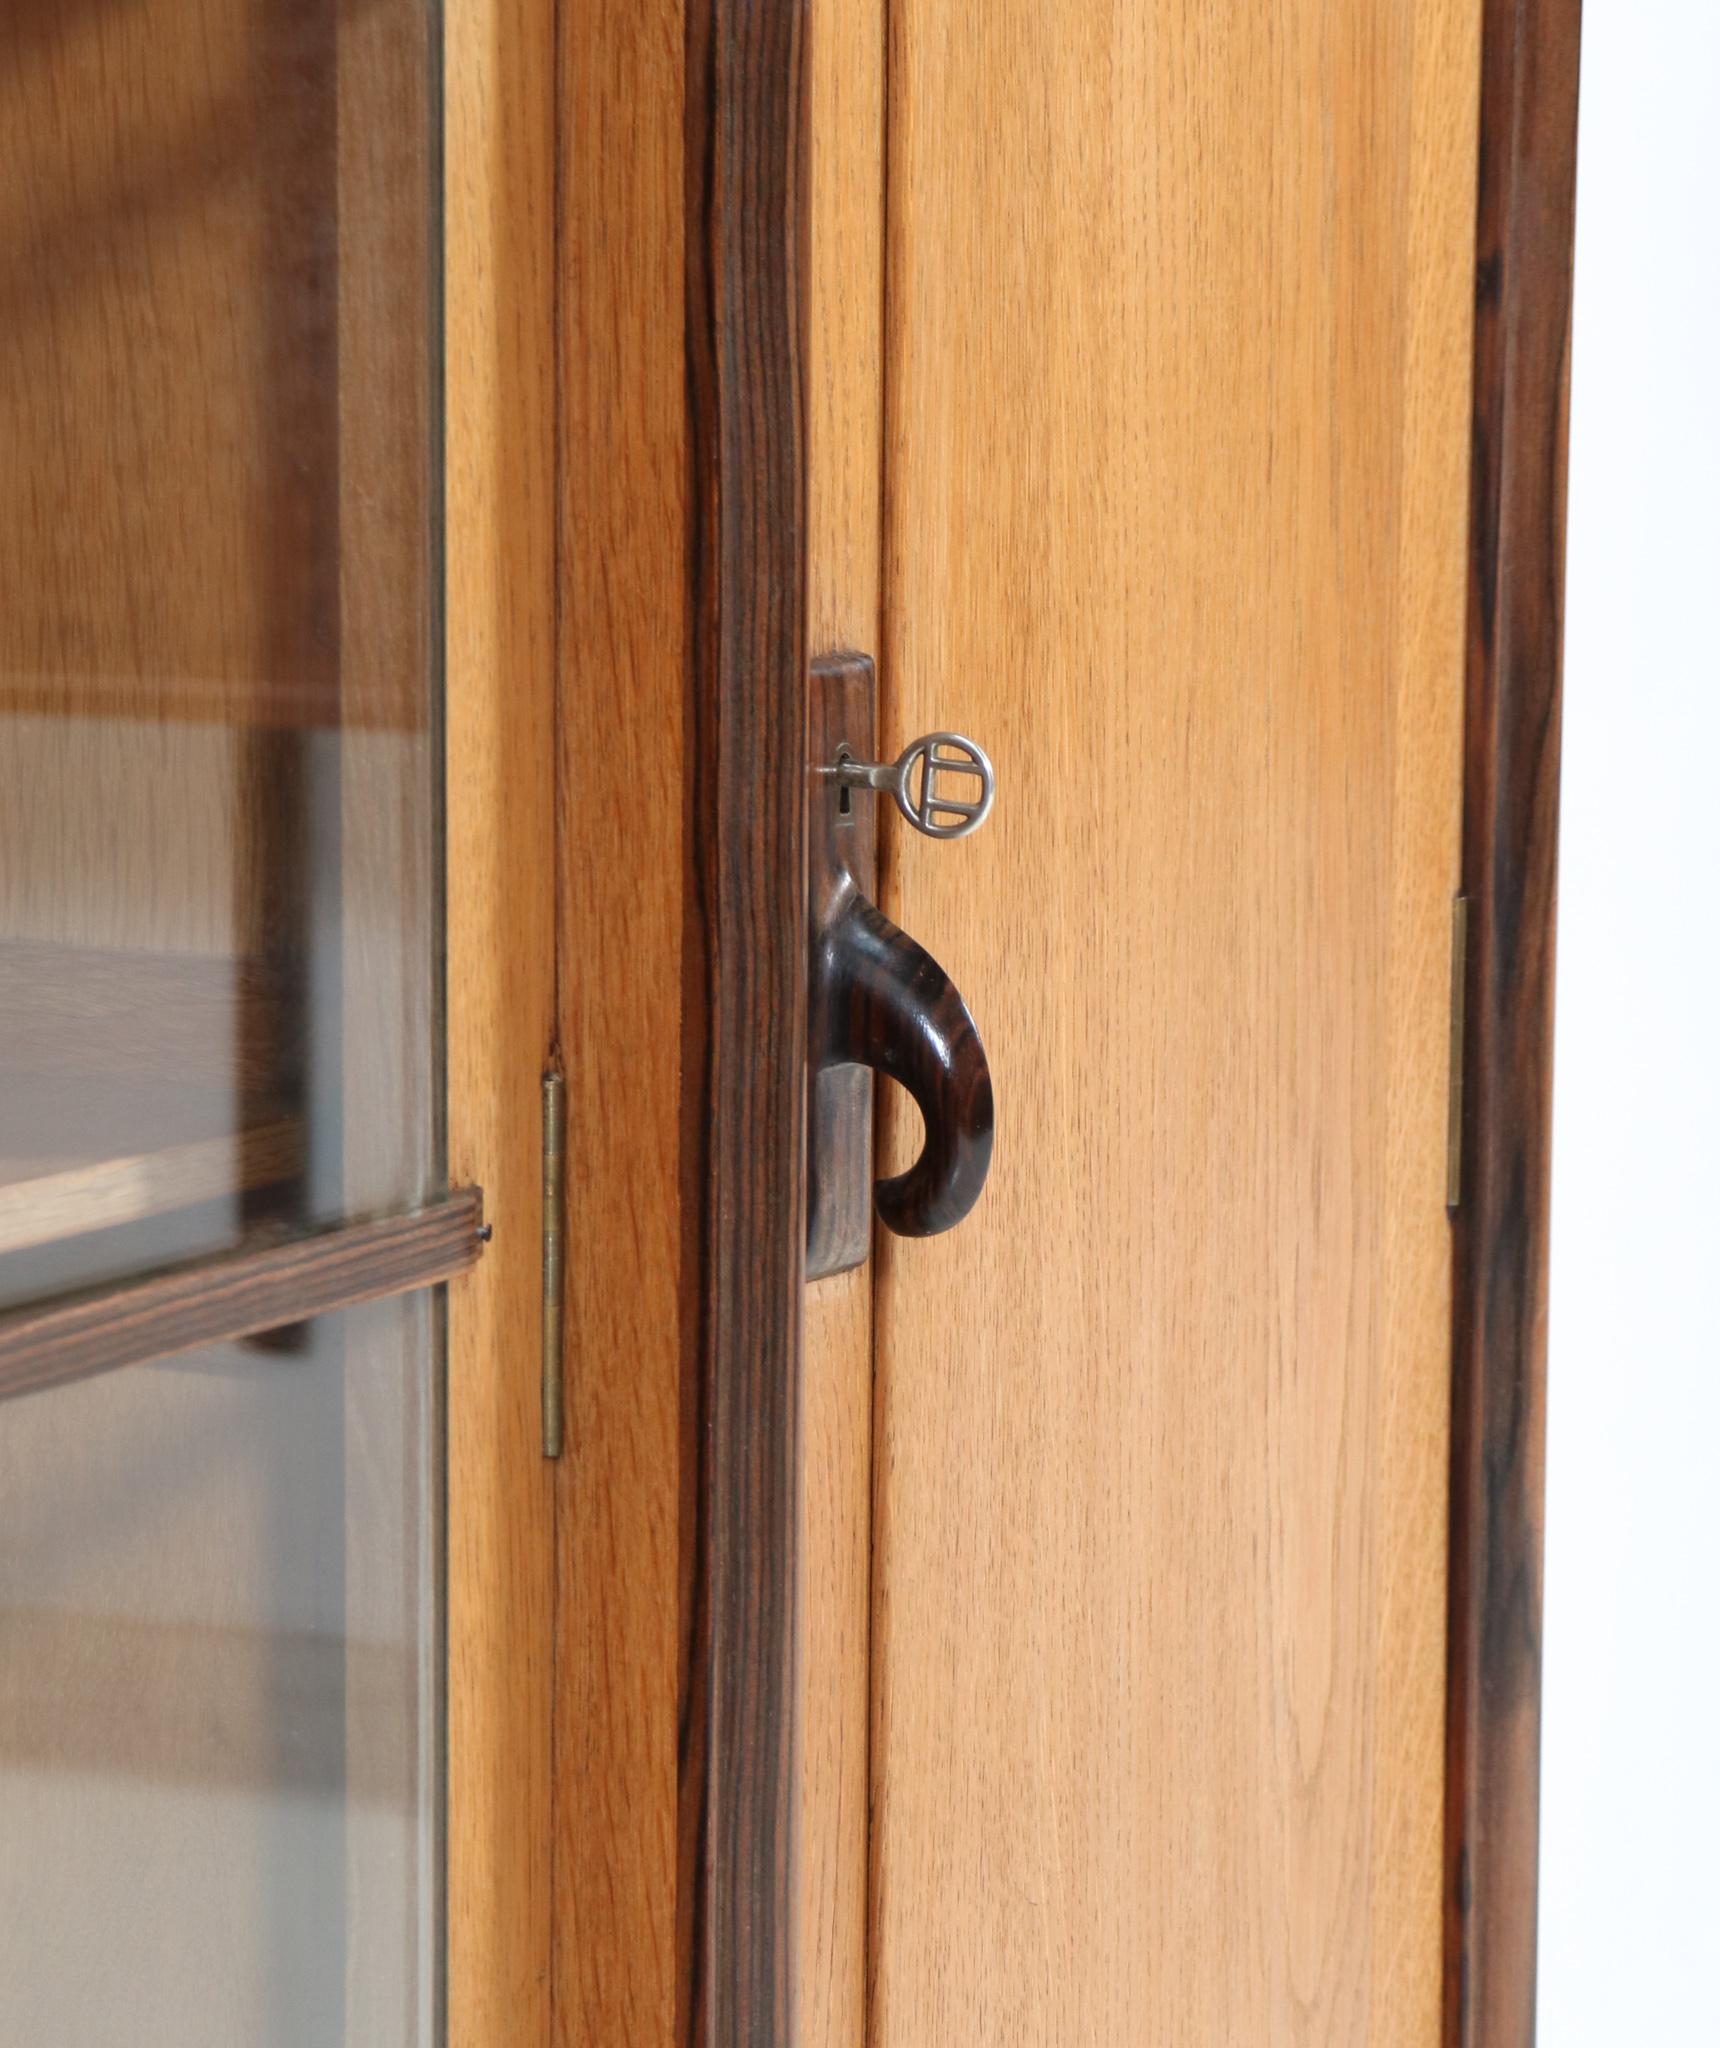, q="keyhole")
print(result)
[836,748,852,816]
